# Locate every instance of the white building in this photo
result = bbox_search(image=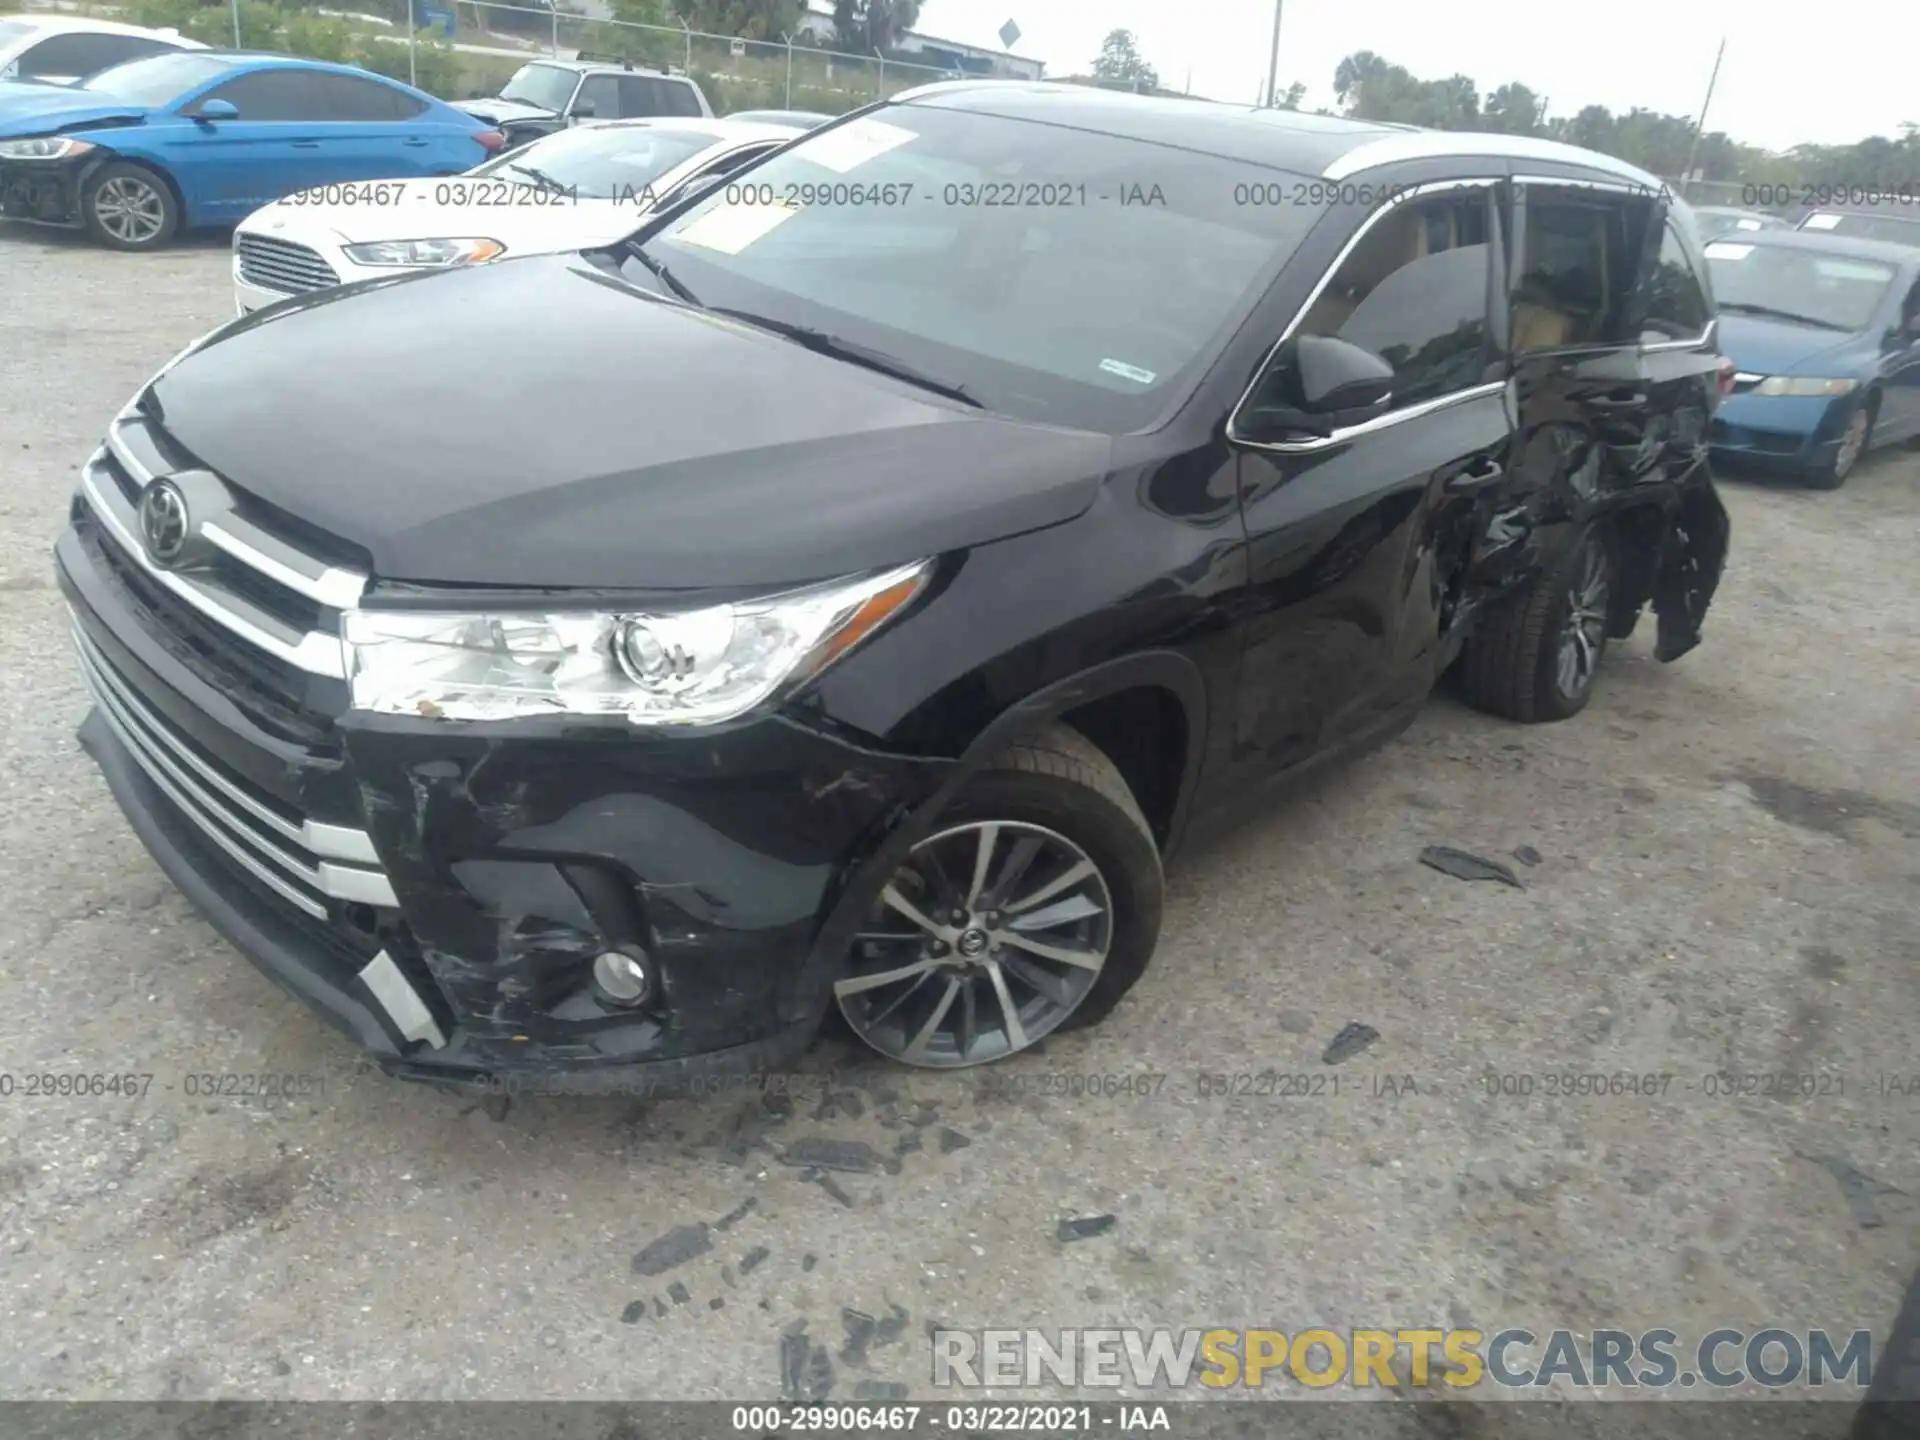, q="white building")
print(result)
[793,4,1045,80]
